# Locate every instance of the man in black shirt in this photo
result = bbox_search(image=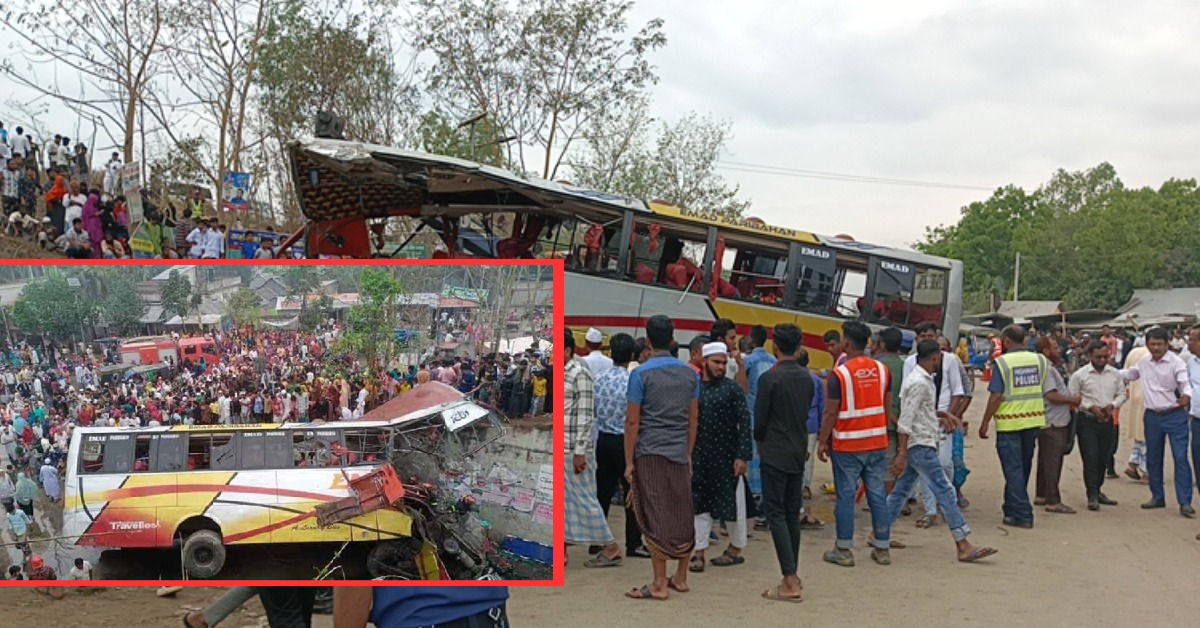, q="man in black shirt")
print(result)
[753,323,815,603]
